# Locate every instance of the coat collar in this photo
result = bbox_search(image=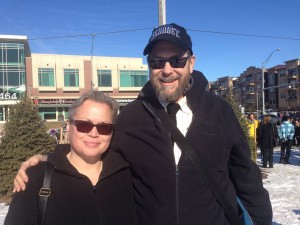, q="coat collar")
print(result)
[48,144,129,179]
